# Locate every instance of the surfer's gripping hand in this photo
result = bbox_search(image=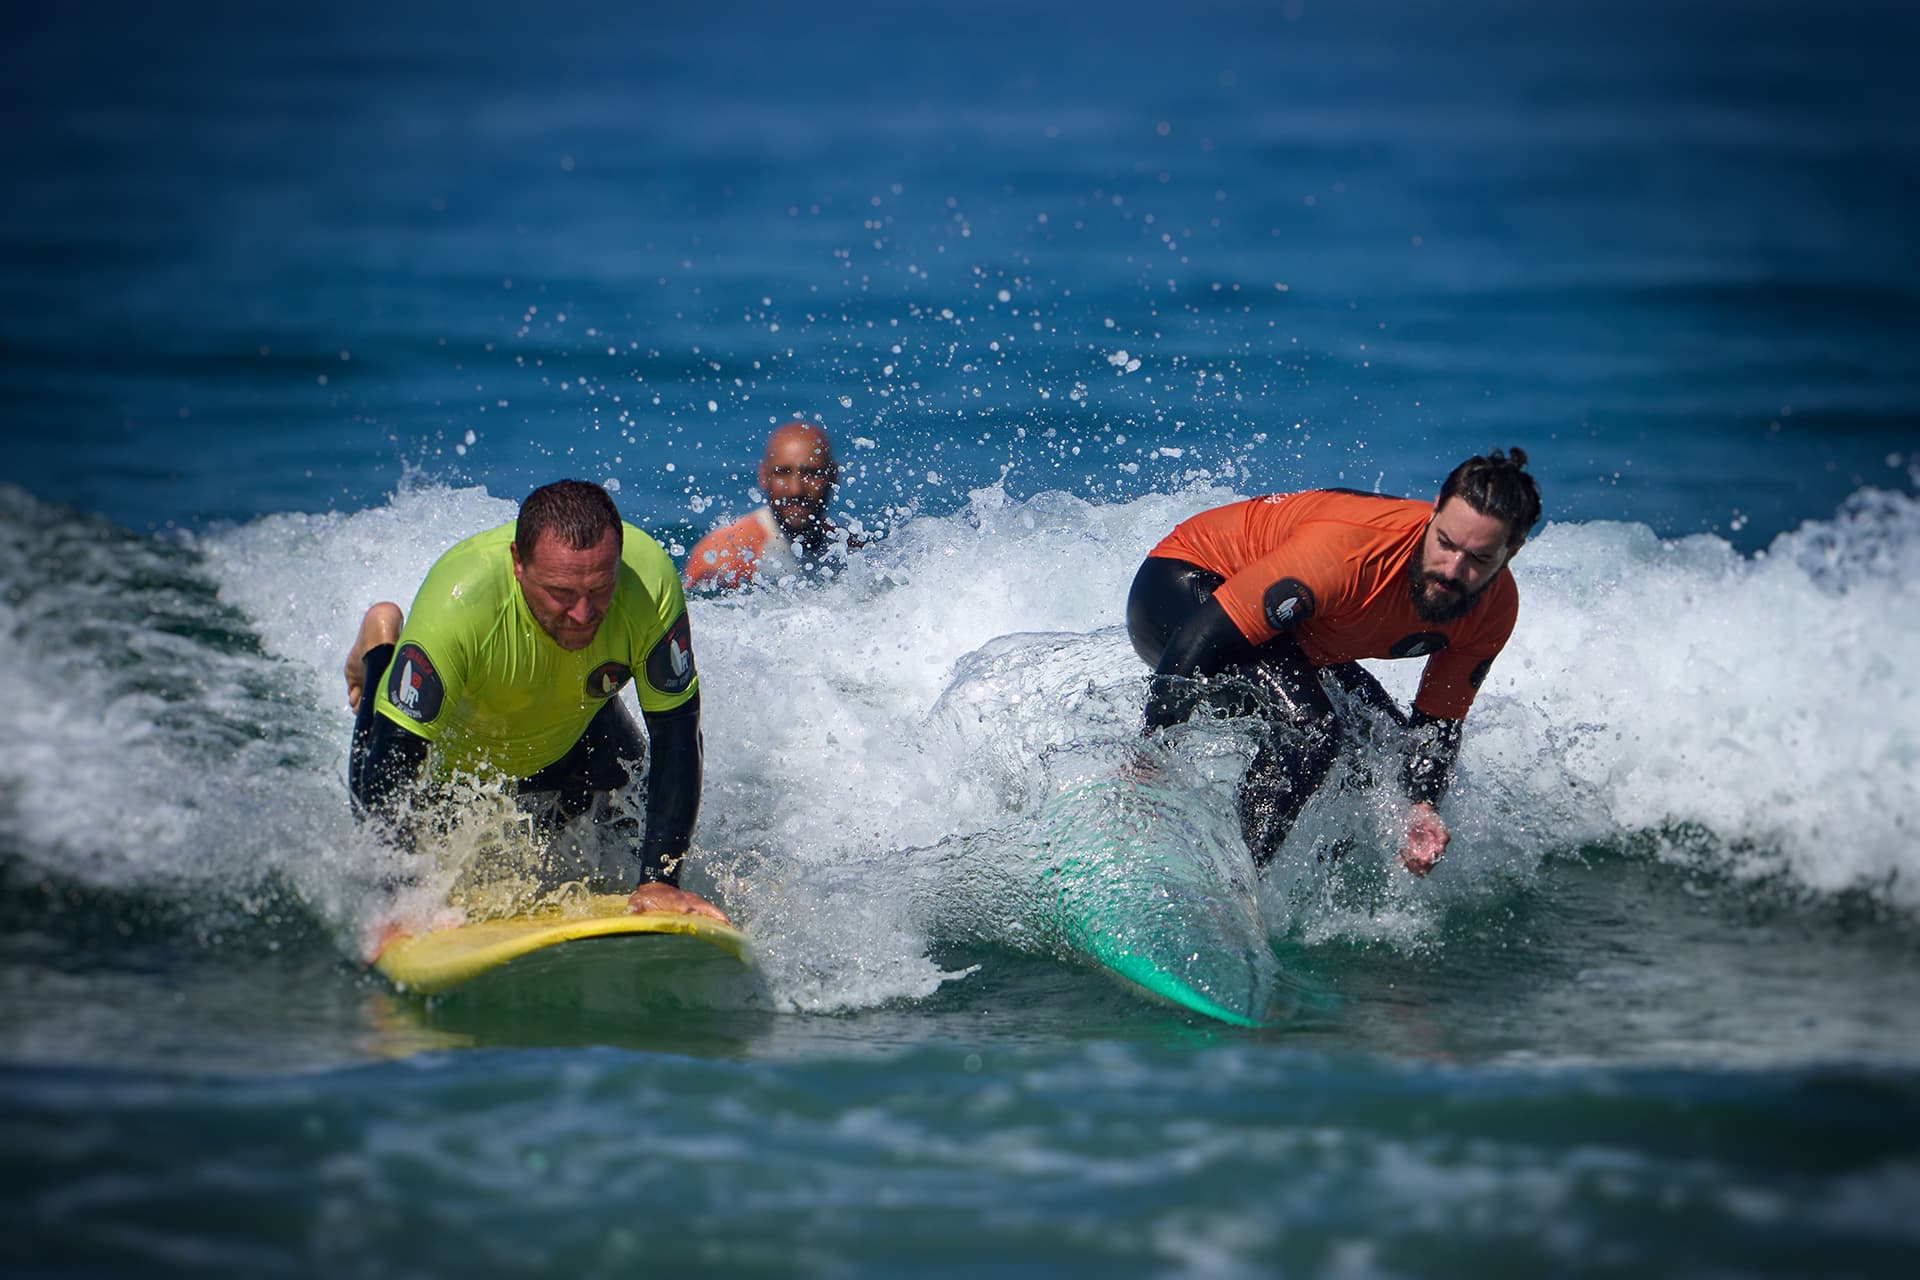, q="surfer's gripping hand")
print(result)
[628,881,732,925]
[1398,802,1449,876]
